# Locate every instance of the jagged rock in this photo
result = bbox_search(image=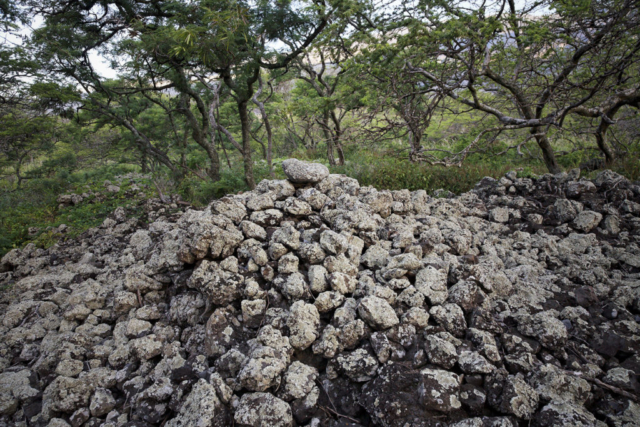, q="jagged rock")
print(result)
[278,253,299,274]
[430,304,467,337]
[275,272,311,301]
[534,402,598,427]
[89,388,115,417]
[320,230,349,255]
[188,260,244,305]
[415,266,448,304]
[205,307,243,356]
[287,301,320,350]
[361,244,390,268]
[552,199,582,223]
[489,207,509,223]
[517,311,568,350]
[284,197,313,215]
[247,192,276,211]
[166,379,229,426]
[402,307,430,329]
[448,281,486,313]
[572,210,602,232]
[314,291,345,313]
[240,220,267,240]
[280,361,318,401]
[329,271,357,294]
[458,351,495,374]
[238,326,292,392]
[487,372,539,420]
[234,392,293,427]
[531,364,590,405]
[307,265,329,293]
[211,197,247,223]
[241,299,267,328]
[130,334,163,360]
[42,368,116,419]
[335,348,379,382]
[424,334,458,369]
[419,368,461,412]
[602,367,640,392]
[0,370,39,415]
[282,159,329,184]
[358,296,399,330]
